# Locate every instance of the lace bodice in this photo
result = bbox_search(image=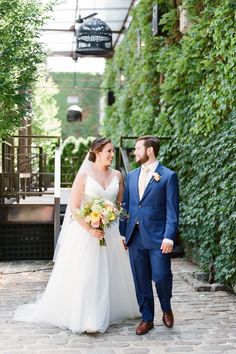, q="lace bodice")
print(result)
[84,174,119,201]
